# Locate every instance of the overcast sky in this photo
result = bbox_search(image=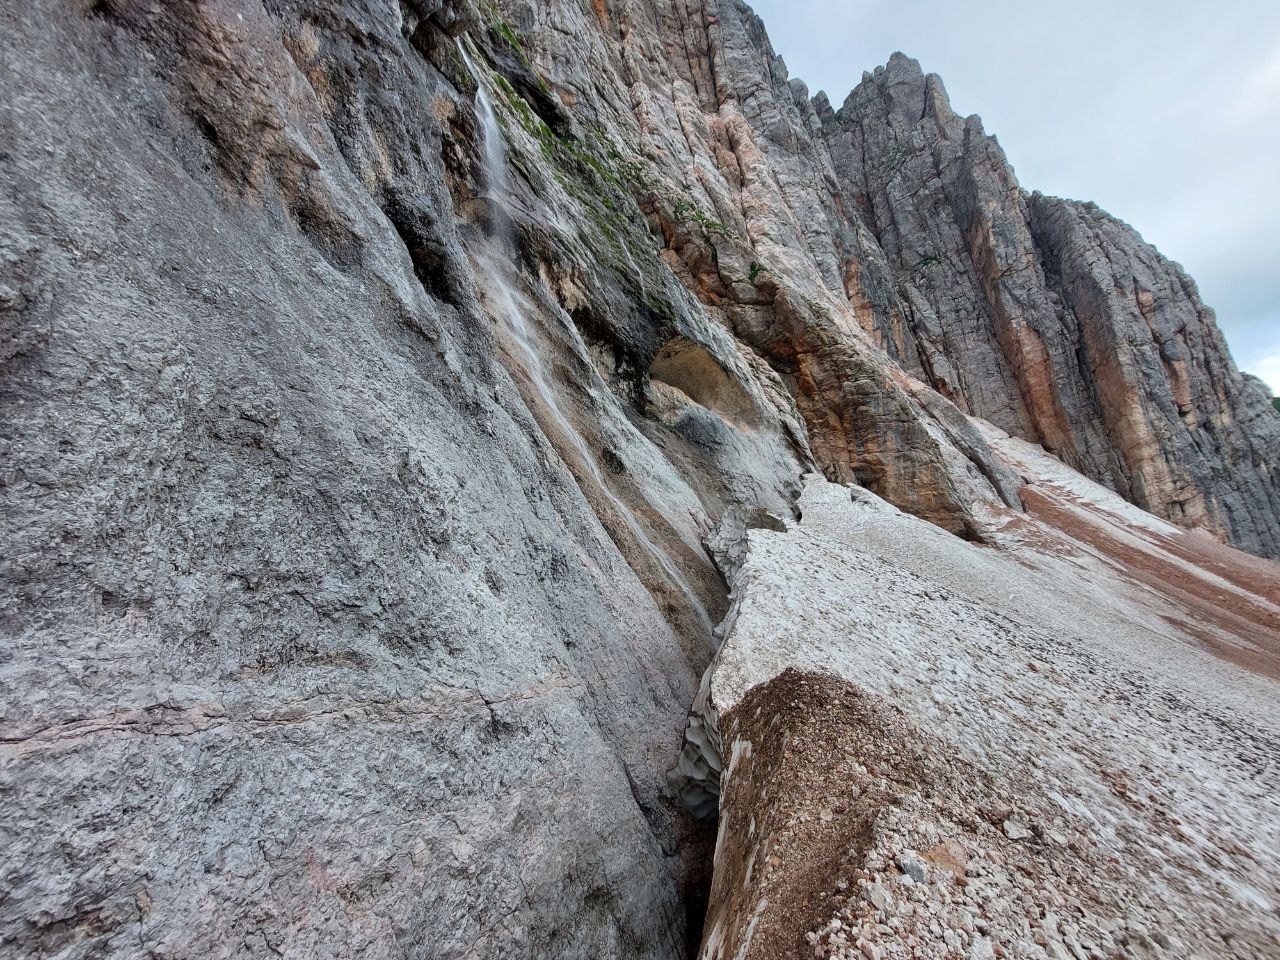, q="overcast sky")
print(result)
[746,0,1280,393]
